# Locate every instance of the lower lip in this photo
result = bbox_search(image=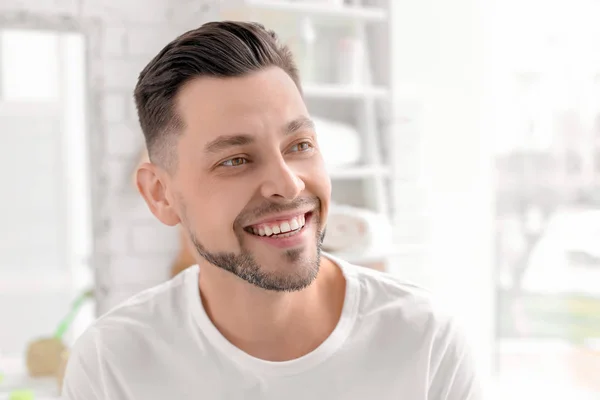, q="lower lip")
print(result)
[246,213,313,249]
